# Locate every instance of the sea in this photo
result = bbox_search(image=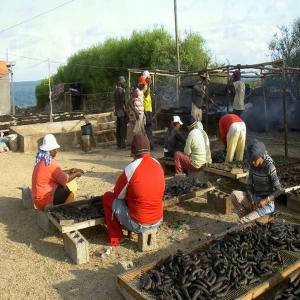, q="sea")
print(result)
[13,81,40,108]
